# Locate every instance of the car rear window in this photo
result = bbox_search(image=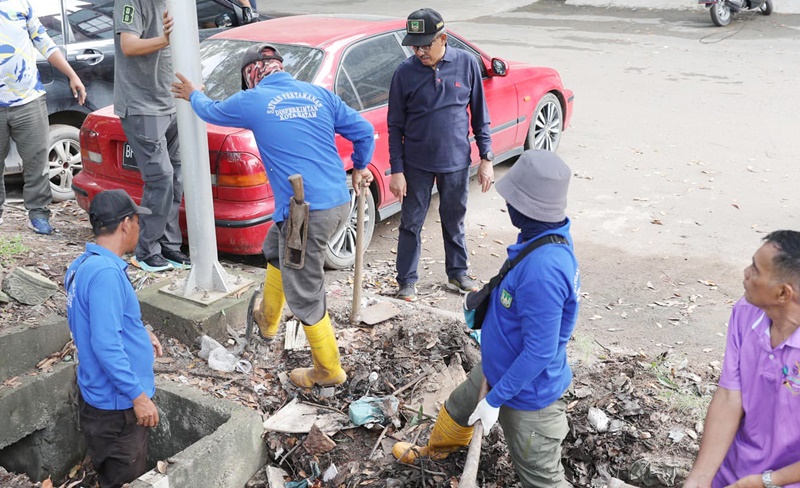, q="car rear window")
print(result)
[200,39,323,100]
